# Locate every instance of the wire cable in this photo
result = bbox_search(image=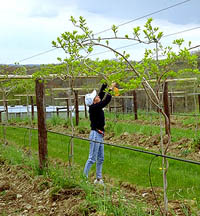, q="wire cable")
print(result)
[188,44,200,50]
[90,26,200,57]
[16,0,192,63]
[163,26,200,38]
[19,25,199,61]
[2,124,200,166]
[18,48,57,63]
[95,0,192,35]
